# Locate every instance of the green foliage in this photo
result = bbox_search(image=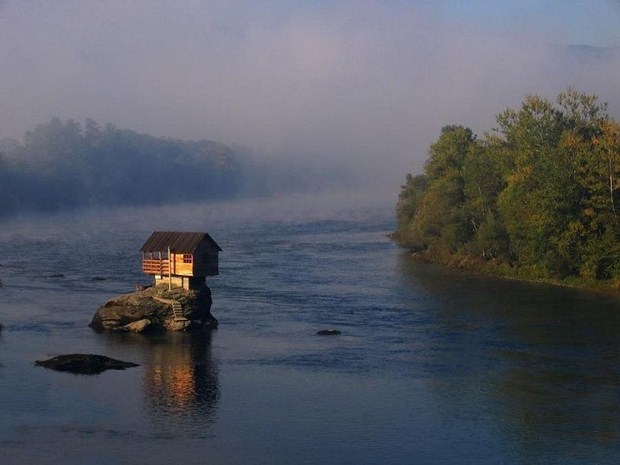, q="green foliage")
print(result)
[425,125,475,183]
[396,89,620,285]
[396,126,477,251]
[395,173,428,246]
